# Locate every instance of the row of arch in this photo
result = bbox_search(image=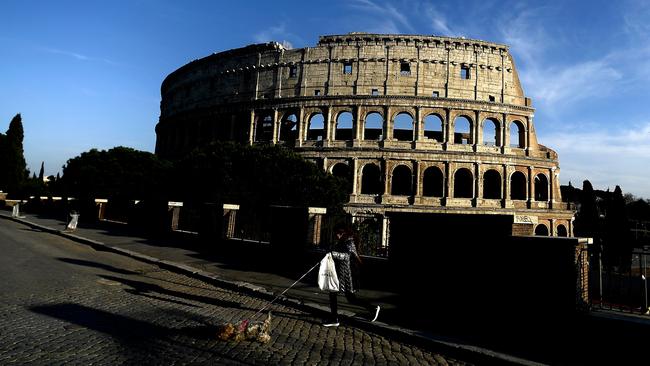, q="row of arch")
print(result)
[254,109,527,148]
[535,223,568,237]
[331,162,550,201]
